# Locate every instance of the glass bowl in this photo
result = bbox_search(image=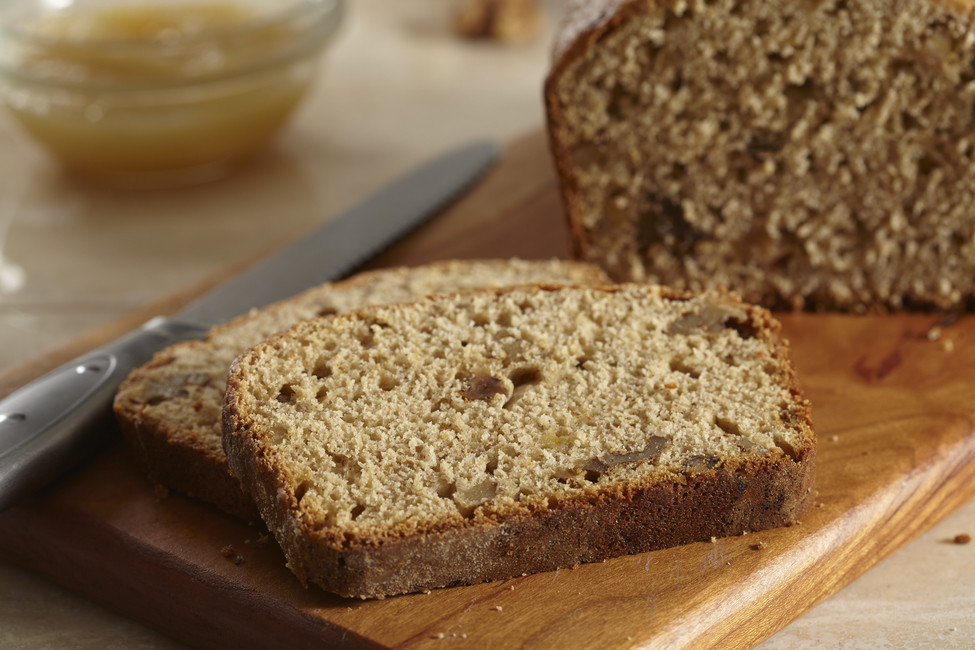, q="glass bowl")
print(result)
[0,0,343,187]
